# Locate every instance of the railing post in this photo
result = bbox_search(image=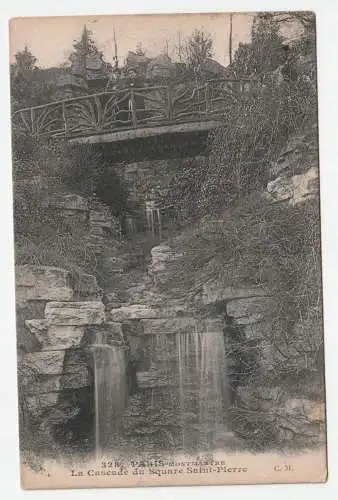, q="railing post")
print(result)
[167,83,173,121]
[205,82,210,114]
[30,107,35,135]
[62,101,67,136]
[130,88,137,126]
